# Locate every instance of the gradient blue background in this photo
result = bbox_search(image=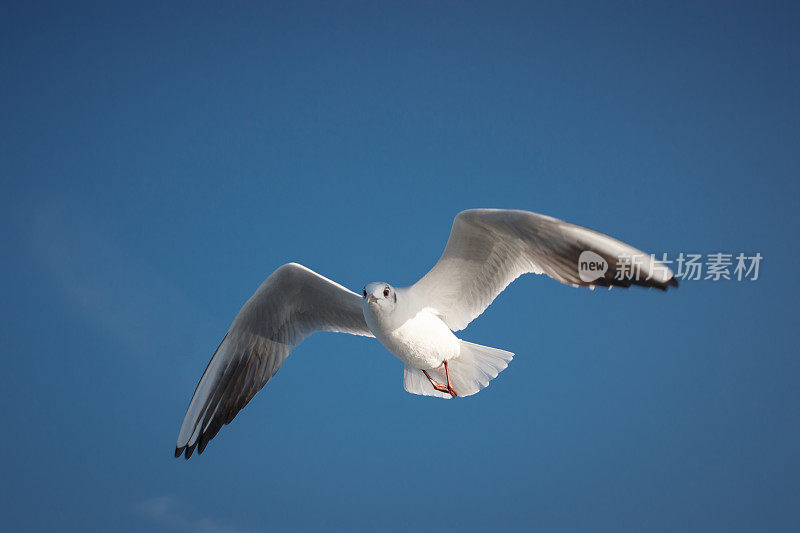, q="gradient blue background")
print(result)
[2,1,798,531]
